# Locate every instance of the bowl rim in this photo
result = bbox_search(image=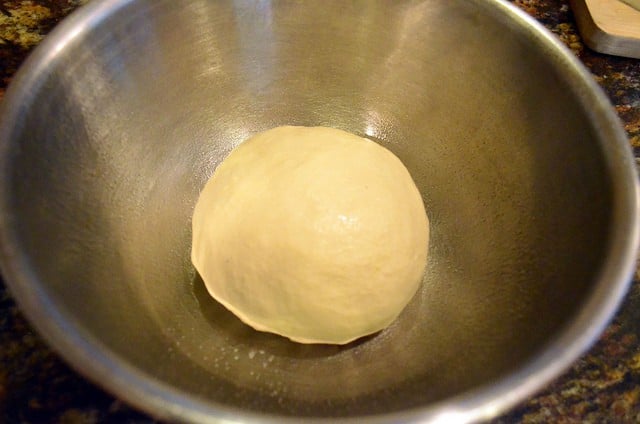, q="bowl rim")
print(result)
[0,0,638,423]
